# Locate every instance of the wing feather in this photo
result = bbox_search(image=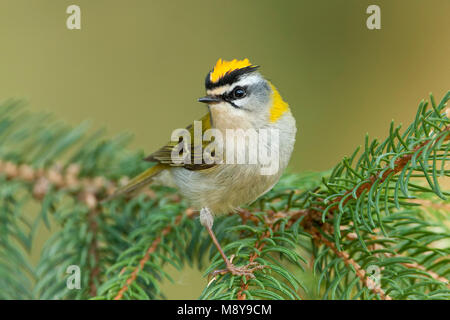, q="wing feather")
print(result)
[145,113,216,171]
[103,113,215,202]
